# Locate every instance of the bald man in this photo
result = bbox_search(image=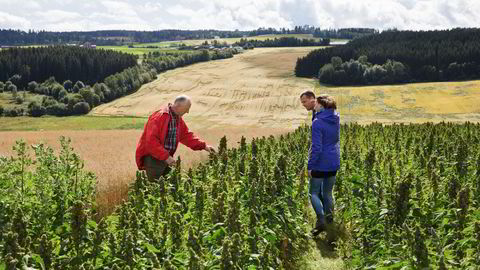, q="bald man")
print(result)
[136,95,215,181]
